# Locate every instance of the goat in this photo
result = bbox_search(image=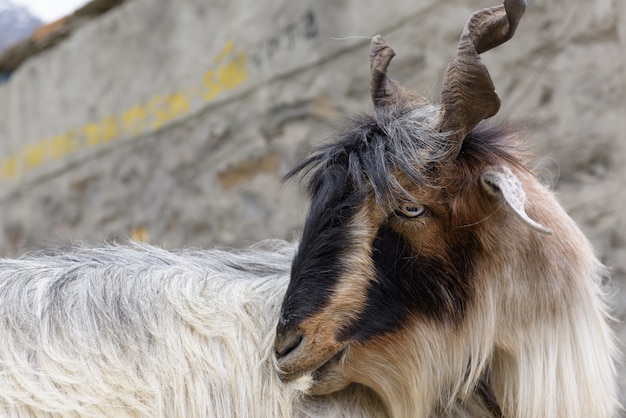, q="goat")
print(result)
[0,1,617,417]
[275,1,619,417]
